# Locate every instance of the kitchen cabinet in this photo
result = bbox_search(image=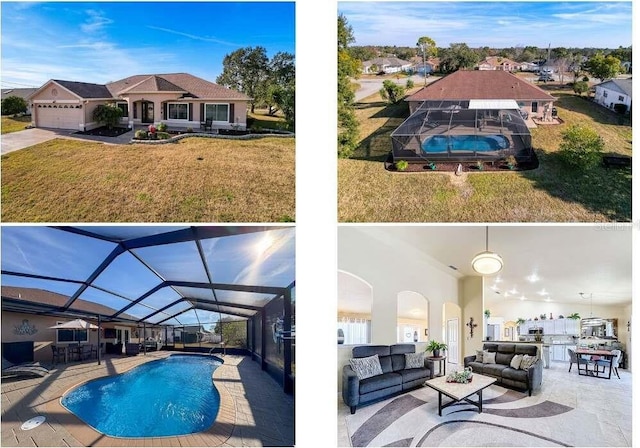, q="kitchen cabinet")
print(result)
[551,345,566,361]
[553,319,565,334]
[565,319,580,335]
